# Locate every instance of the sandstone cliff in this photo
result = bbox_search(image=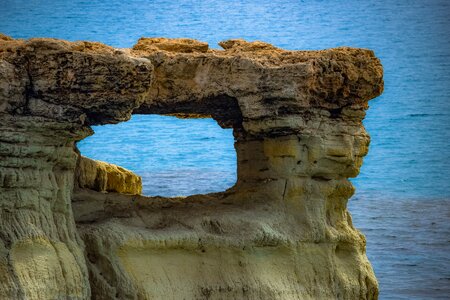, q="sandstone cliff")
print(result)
[0,34,383,299]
